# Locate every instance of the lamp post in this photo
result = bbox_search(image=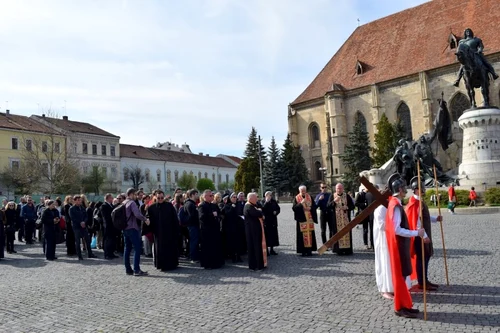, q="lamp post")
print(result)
[319,167,327,183]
